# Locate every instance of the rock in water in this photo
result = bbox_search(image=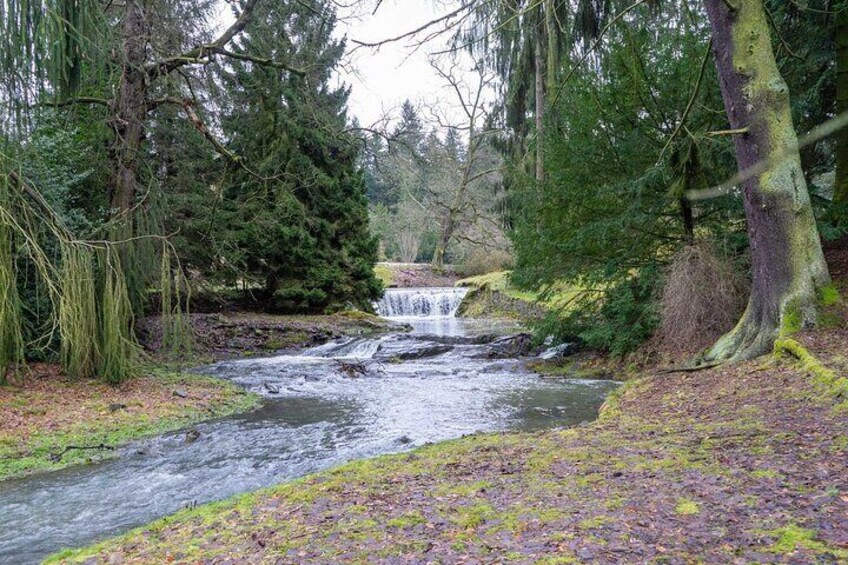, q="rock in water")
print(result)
[480,333,533,359]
